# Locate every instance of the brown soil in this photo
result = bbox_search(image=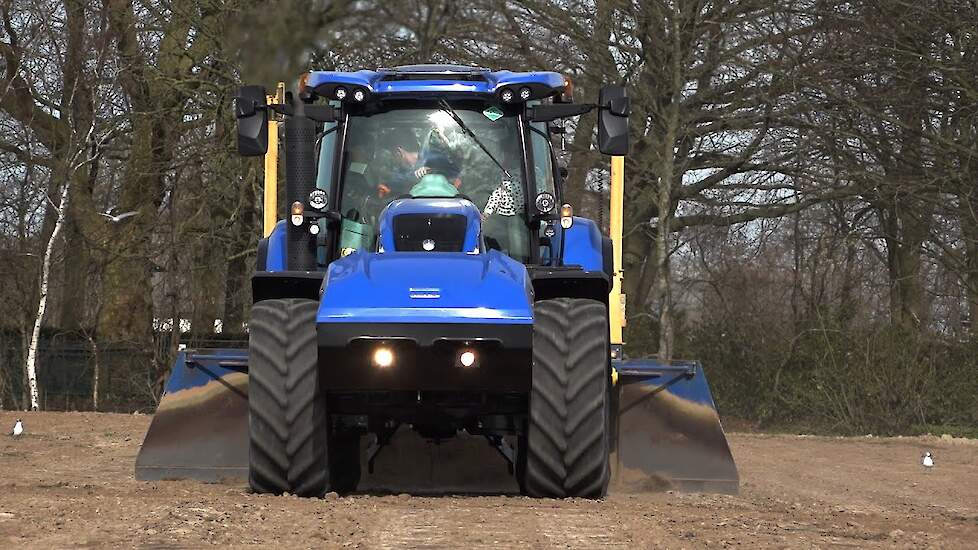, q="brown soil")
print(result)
[1,411,976,548]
